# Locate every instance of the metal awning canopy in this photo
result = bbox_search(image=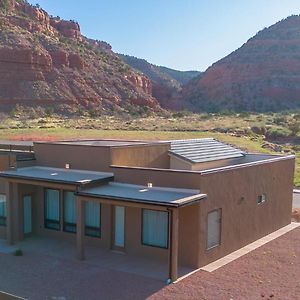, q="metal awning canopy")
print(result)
[0,166,114,186]
[78,182,206,207]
